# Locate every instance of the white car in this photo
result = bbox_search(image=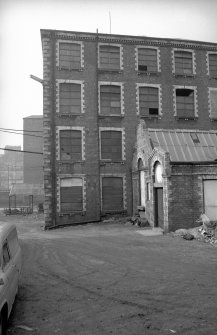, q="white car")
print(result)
[0,222,21,334]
